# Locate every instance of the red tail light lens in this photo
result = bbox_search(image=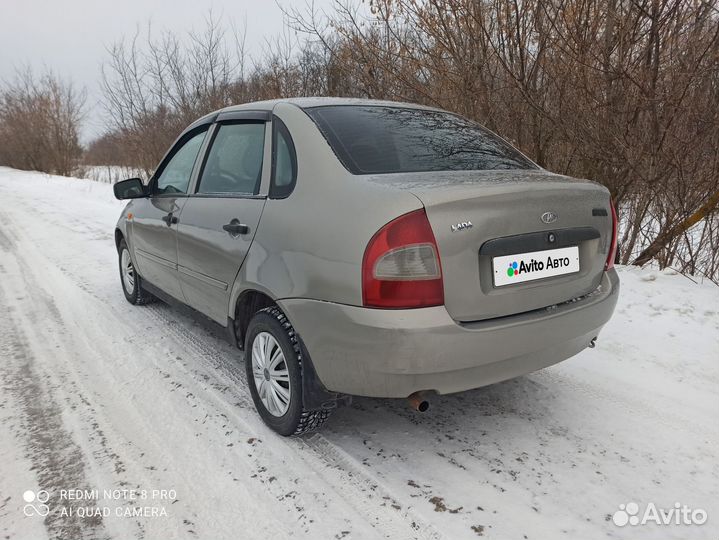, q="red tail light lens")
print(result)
[605,199,618,270]
[362,209,444,308]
